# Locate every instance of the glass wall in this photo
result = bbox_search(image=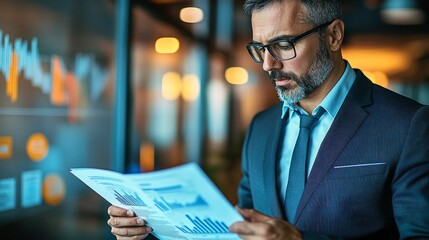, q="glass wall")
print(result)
[129,6,208,172]
[0,0,117,238]
[127,1,250,205]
